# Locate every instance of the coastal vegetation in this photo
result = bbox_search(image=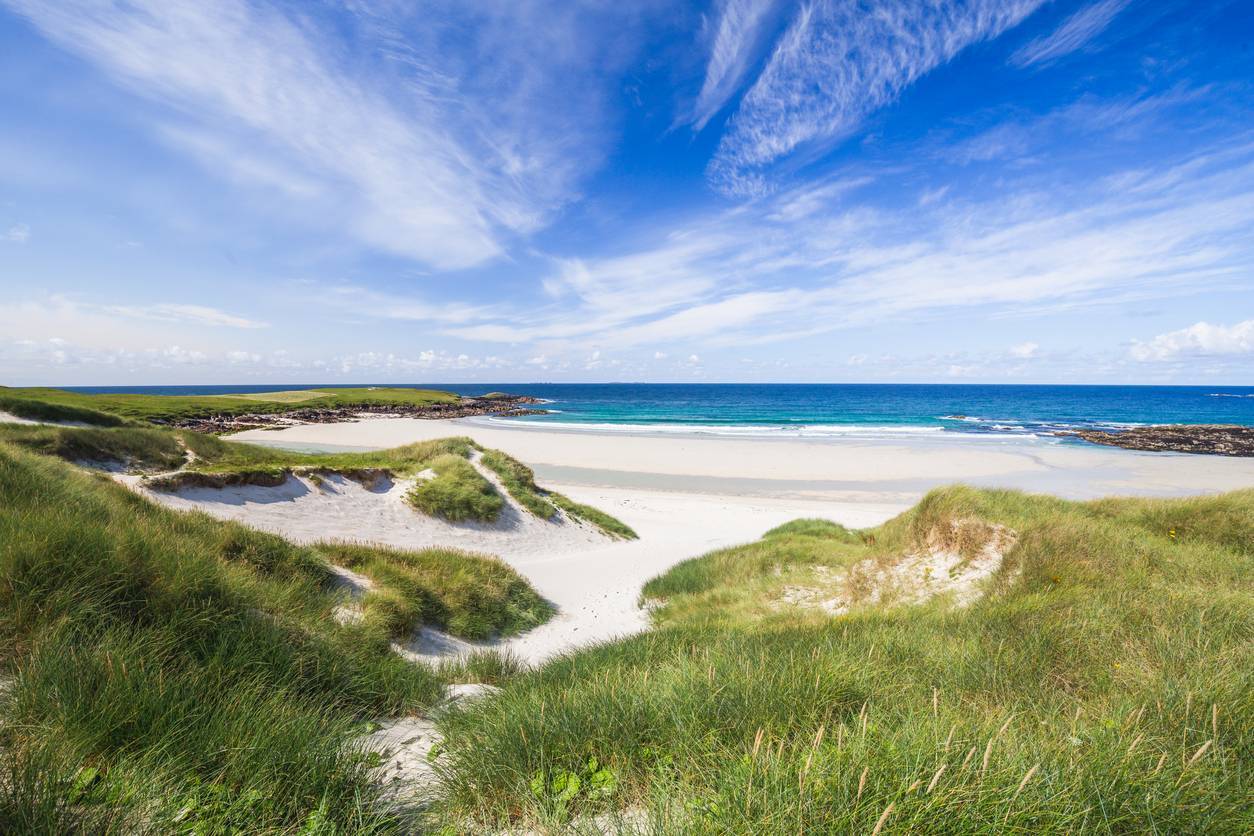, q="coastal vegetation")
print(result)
[431,486,1253,832]
[0,384,459,425]
[0,441,547,832]
[480,447,638,539]
[4,392,1244,832]
[408,453,506,524]
[0,422,638,537]
[479,448,559,519]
